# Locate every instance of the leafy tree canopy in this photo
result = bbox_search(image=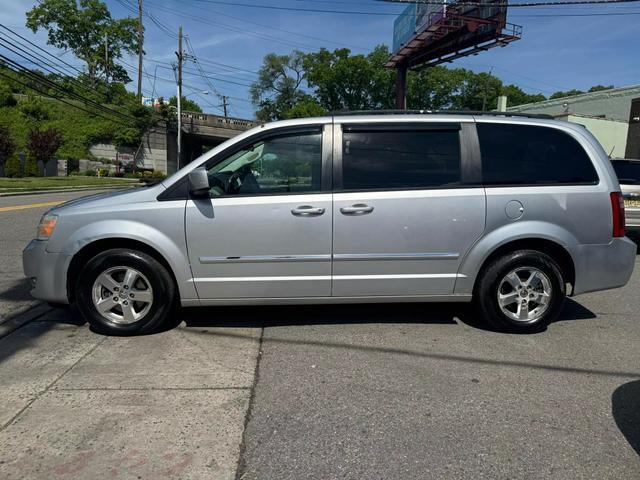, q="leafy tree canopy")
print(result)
[251,45,551,120]
[169,96,203,113]
[26,0,140,83]
[250,51,307,121]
